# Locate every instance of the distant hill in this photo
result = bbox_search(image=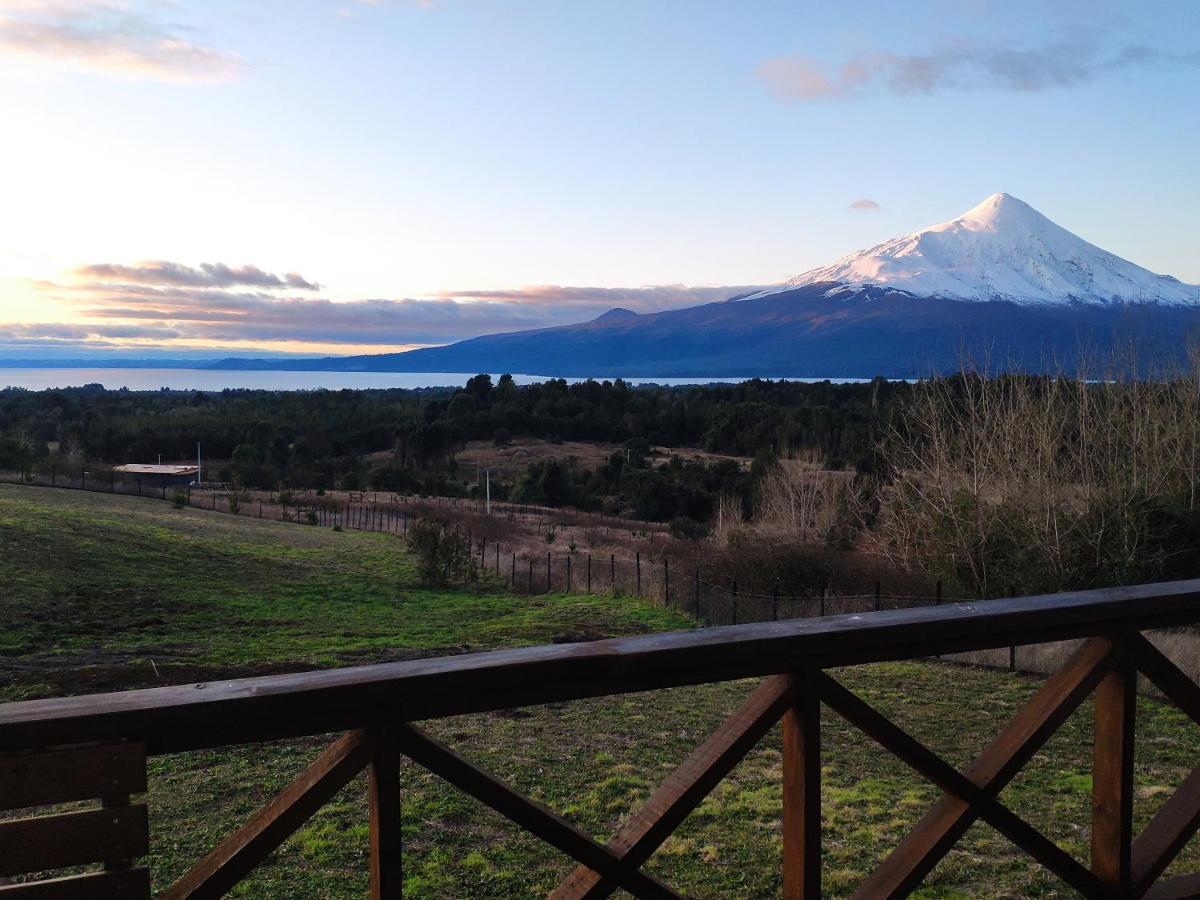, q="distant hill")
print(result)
[211,193,1200,378]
